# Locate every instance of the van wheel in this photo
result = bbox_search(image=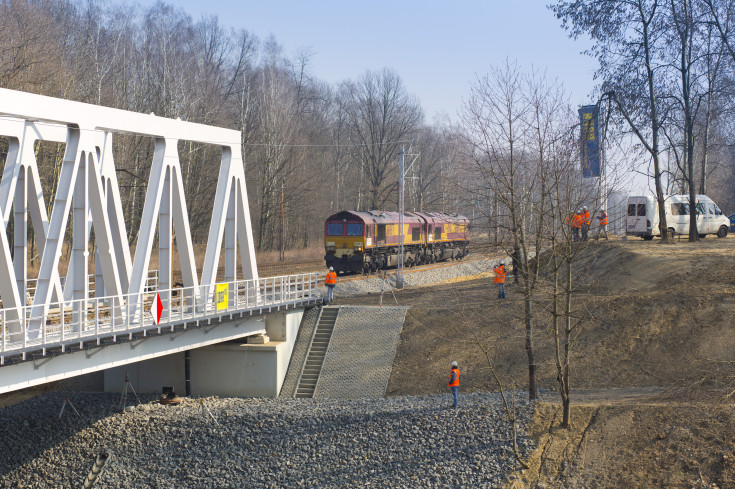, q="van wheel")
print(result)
[668,228,676,239]
[699,234,706,239]
[717,226,728,238]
